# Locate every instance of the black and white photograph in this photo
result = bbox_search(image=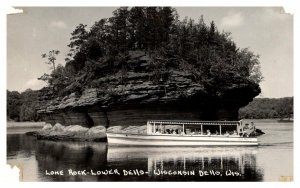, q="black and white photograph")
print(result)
[5,5,294,182]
